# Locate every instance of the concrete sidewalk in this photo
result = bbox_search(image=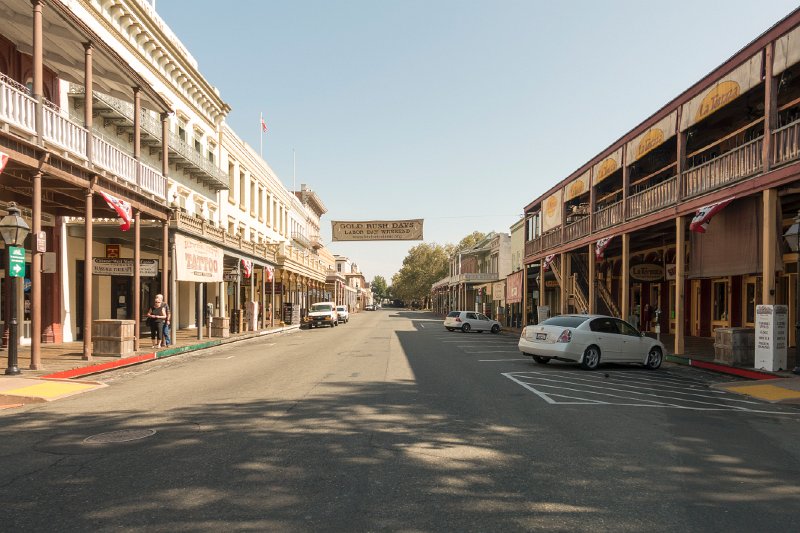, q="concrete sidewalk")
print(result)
[0,323,300,408]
